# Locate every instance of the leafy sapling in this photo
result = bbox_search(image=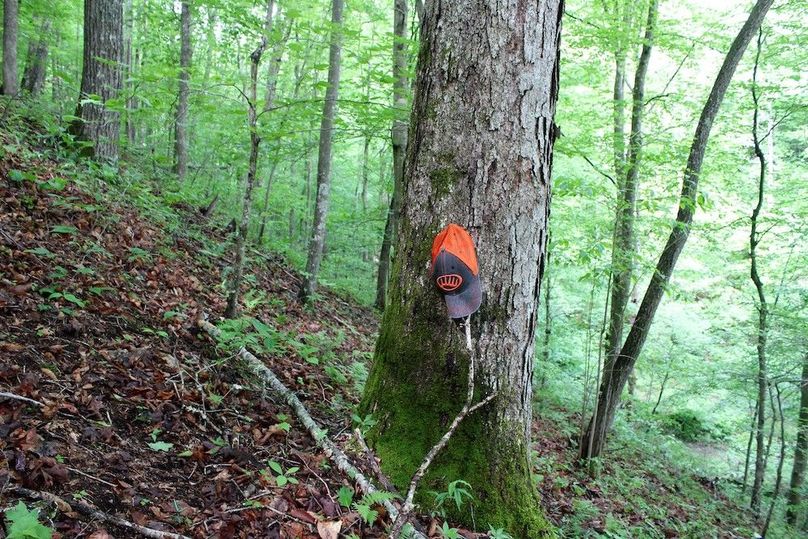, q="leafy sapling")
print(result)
[262,460,299,487]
